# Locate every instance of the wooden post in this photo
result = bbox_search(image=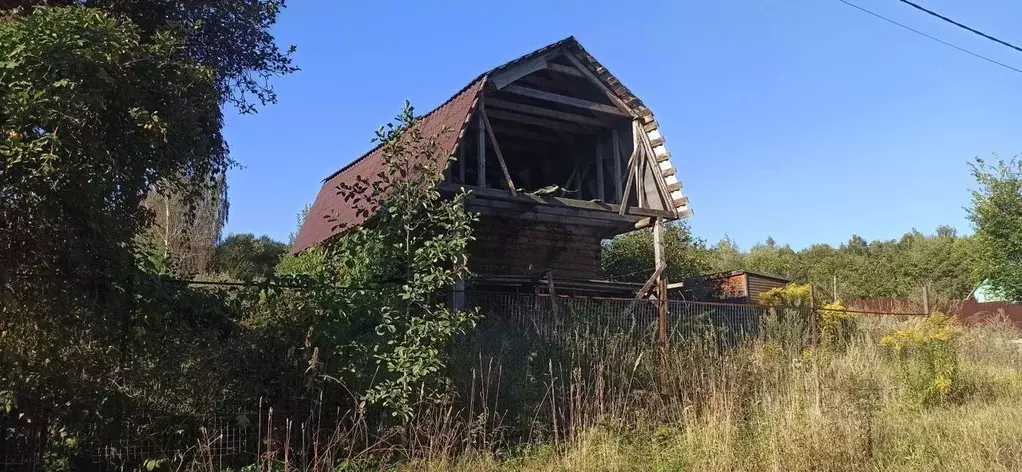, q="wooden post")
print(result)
[618,120,641,215]
[658,276,668,391]
[612,130,622,204]
[458,142,465,184]
[546,270,559,318]
[809,285,818,348]
[596,139,605,201]
[922,284,930,314]
[635,157,644,208]
[477,97,487,188]
[832,274,838,301]
[653,217,667,391]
